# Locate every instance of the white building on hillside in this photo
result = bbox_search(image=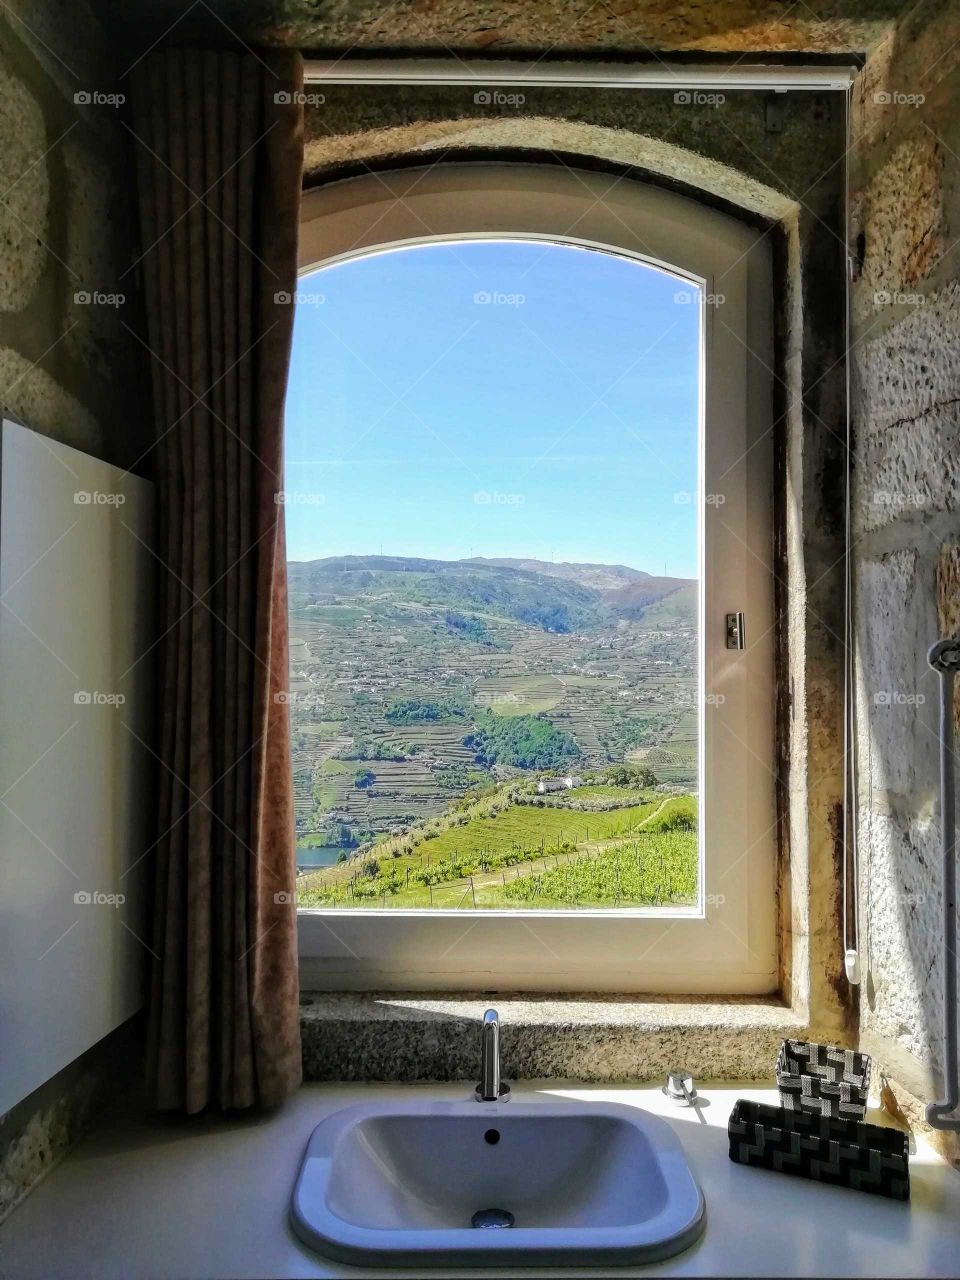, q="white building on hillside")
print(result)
[537,775,583,793]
